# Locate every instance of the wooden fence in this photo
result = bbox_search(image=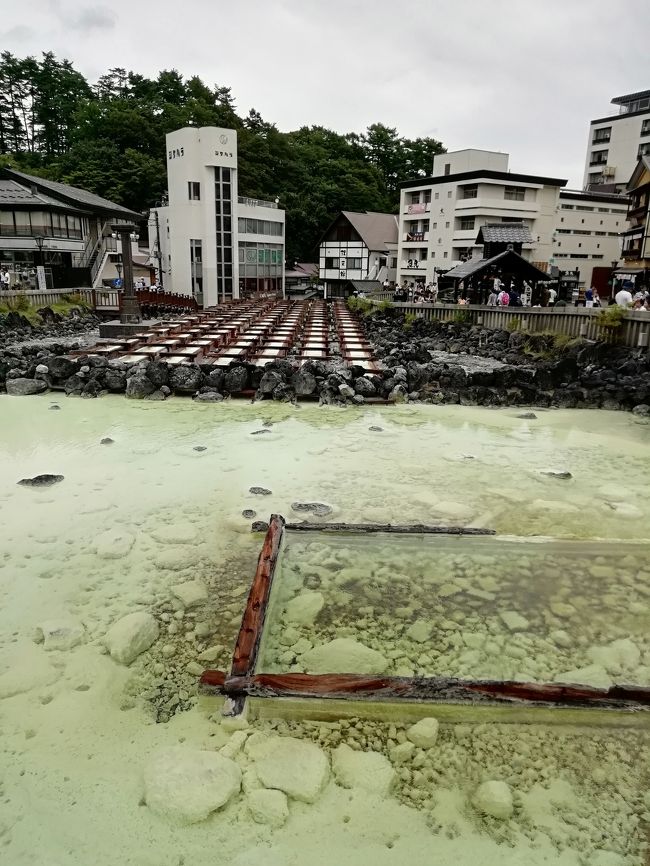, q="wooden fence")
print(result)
[369,299,650,350]
[1,287,198,314]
